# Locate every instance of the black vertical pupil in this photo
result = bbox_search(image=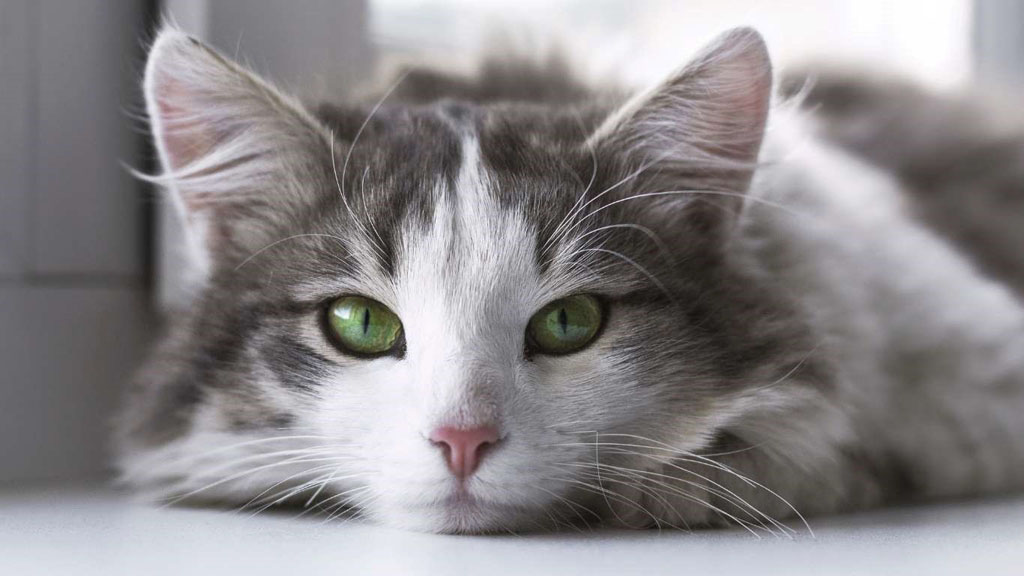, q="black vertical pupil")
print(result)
[558,307,568,335]
[362,307,371,335]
